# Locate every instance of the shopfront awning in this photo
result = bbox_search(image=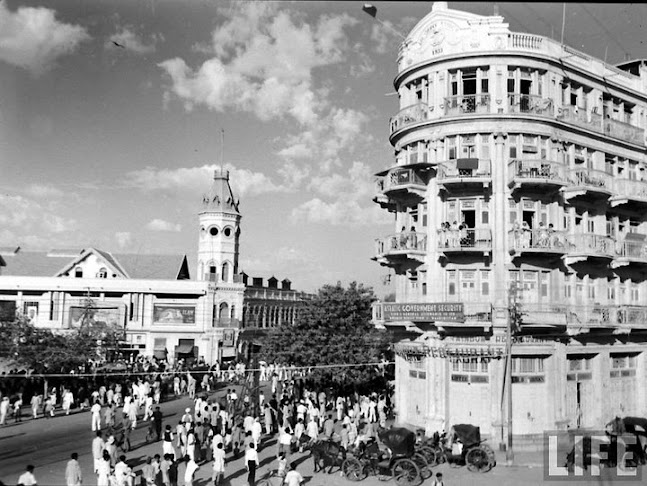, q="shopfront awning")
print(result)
[175,344,194,354]
[456,158,479,170]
